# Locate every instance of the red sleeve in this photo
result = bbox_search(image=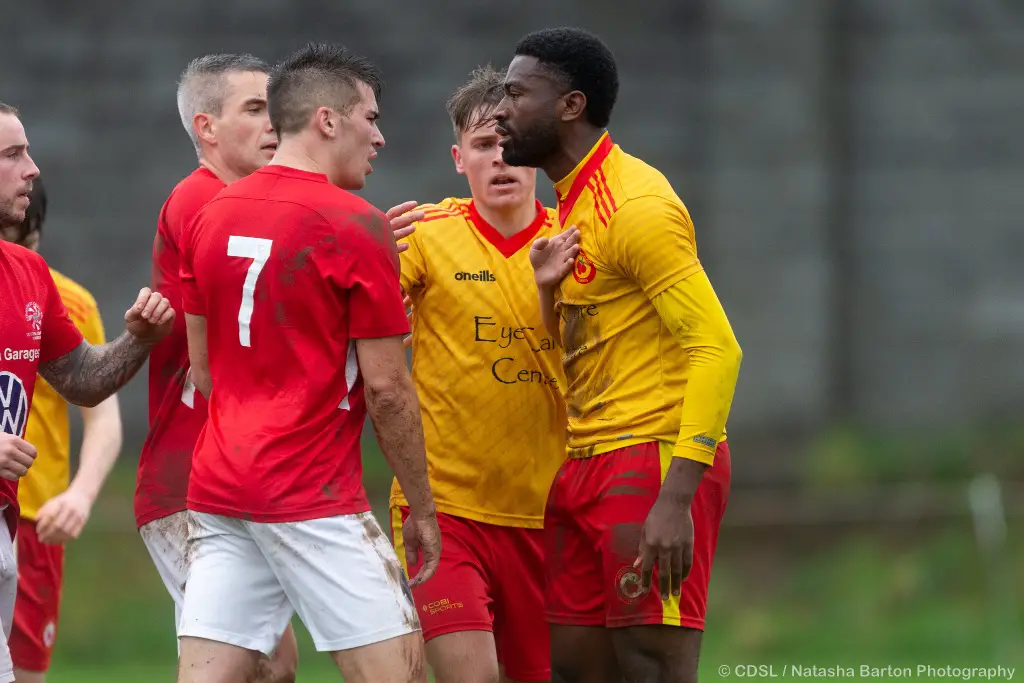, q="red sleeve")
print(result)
[333,208,410,339]
[38,261,85,363]
[179,211,205,316]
